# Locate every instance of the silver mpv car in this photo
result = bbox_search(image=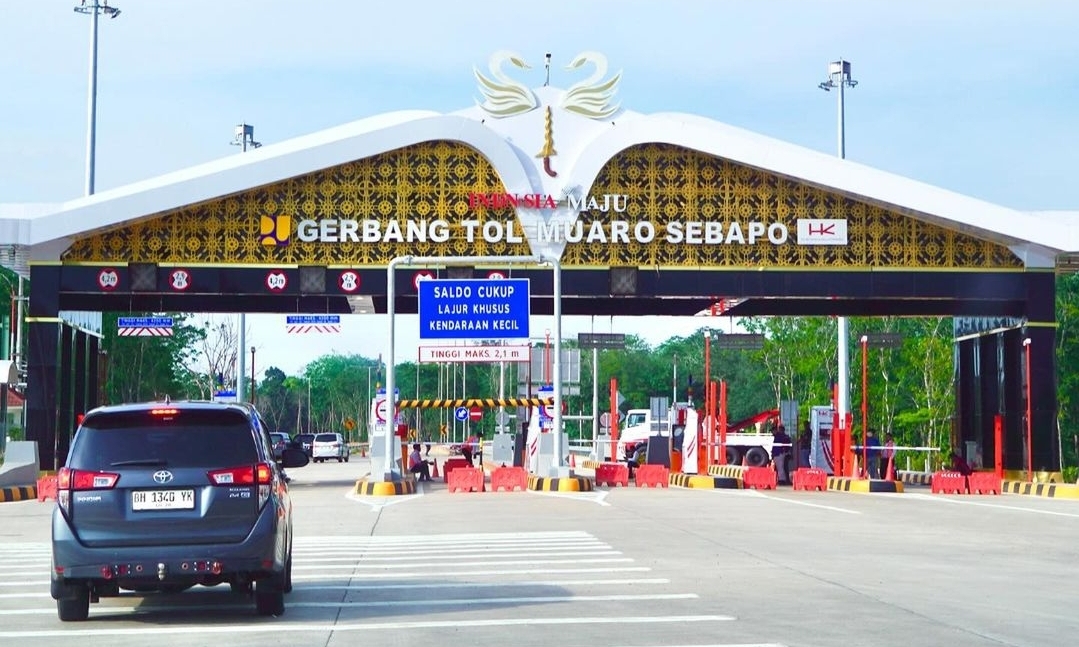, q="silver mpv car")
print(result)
[50,401,309,621]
